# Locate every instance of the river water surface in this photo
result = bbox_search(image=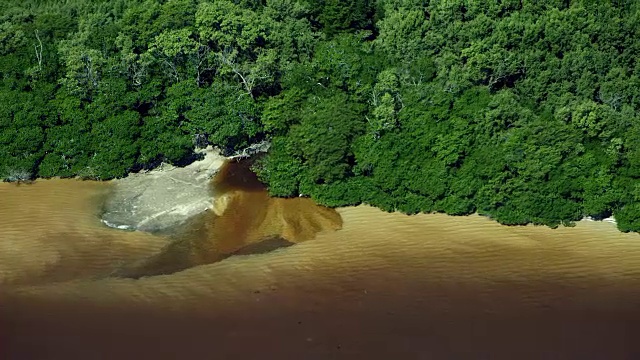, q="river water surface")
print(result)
[1,162,640,359]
